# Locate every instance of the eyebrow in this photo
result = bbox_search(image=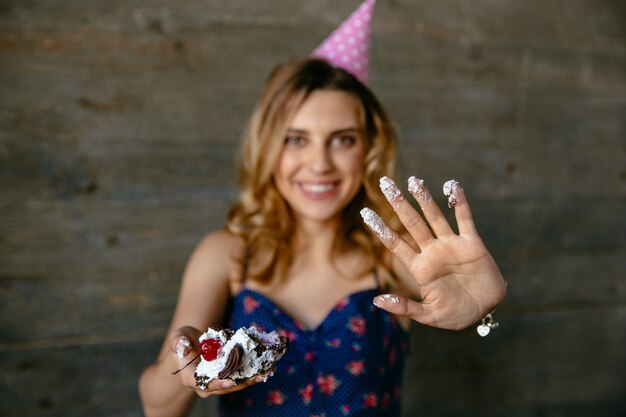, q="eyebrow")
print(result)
[286,127,361,136]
